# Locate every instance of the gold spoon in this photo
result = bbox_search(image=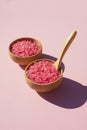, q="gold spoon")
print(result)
[53,31,77,71]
